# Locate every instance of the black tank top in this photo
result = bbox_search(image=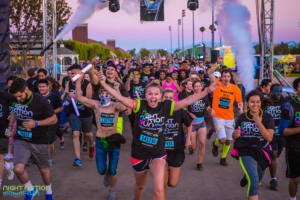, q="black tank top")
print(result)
[68,79,92,118]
